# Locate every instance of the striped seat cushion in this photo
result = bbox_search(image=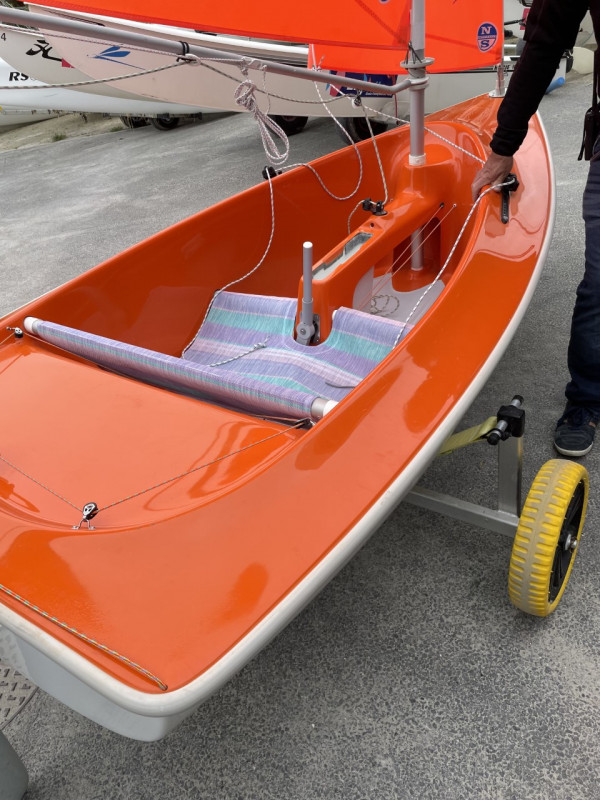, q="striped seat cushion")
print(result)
[26,292,410,421]
[184,291,409,404]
